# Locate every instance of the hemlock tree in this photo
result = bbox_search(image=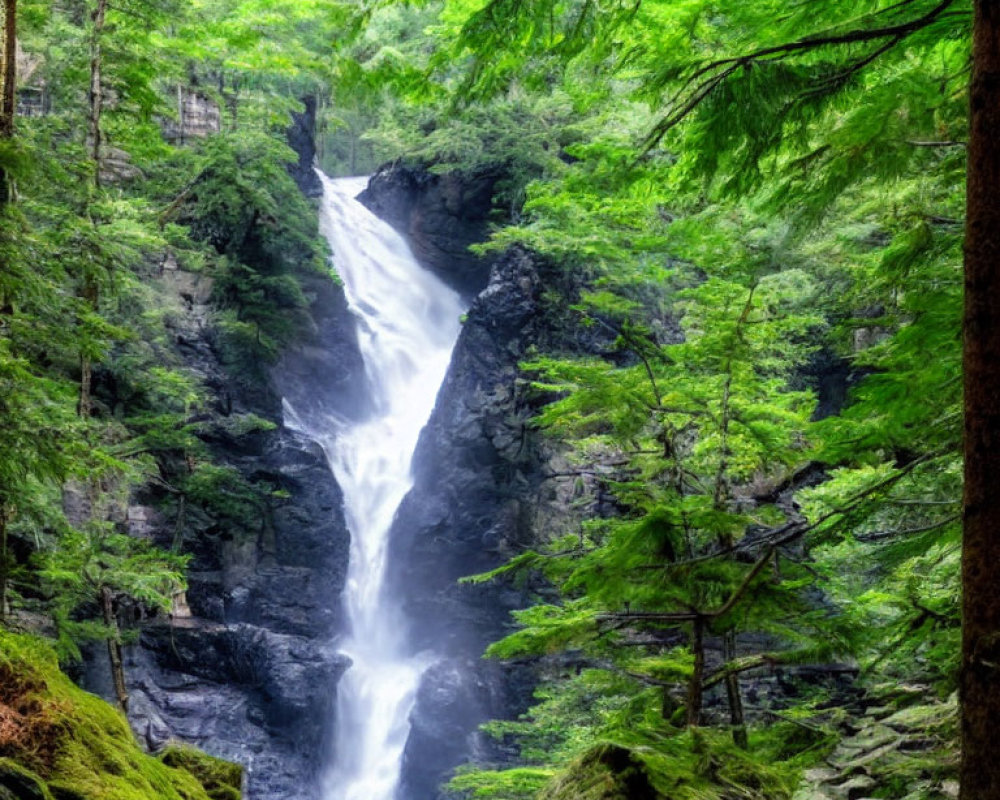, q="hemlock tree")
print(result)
[39,524,188,712]
[0,0,16,203]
